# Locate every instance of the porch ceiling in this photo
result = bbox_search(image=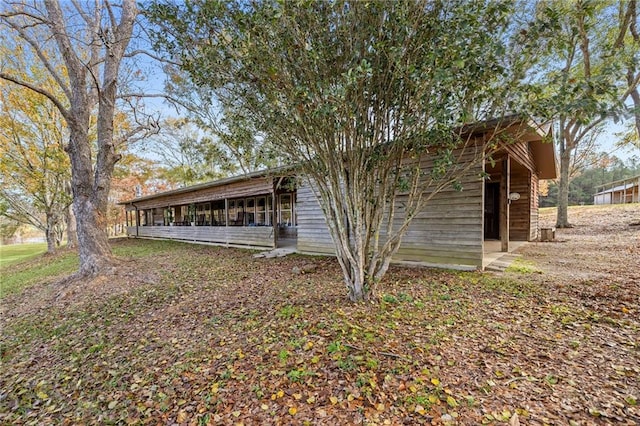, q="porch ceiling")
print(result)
[501,121,557,180]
